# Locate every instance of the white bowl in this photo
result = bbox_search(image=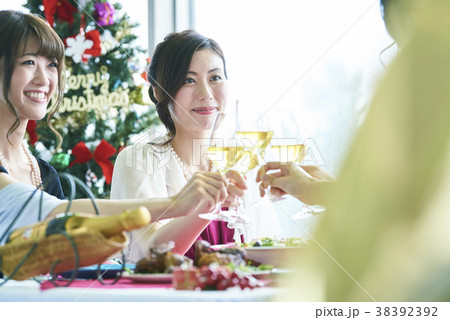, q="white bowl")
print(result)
[244,246,304,267]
